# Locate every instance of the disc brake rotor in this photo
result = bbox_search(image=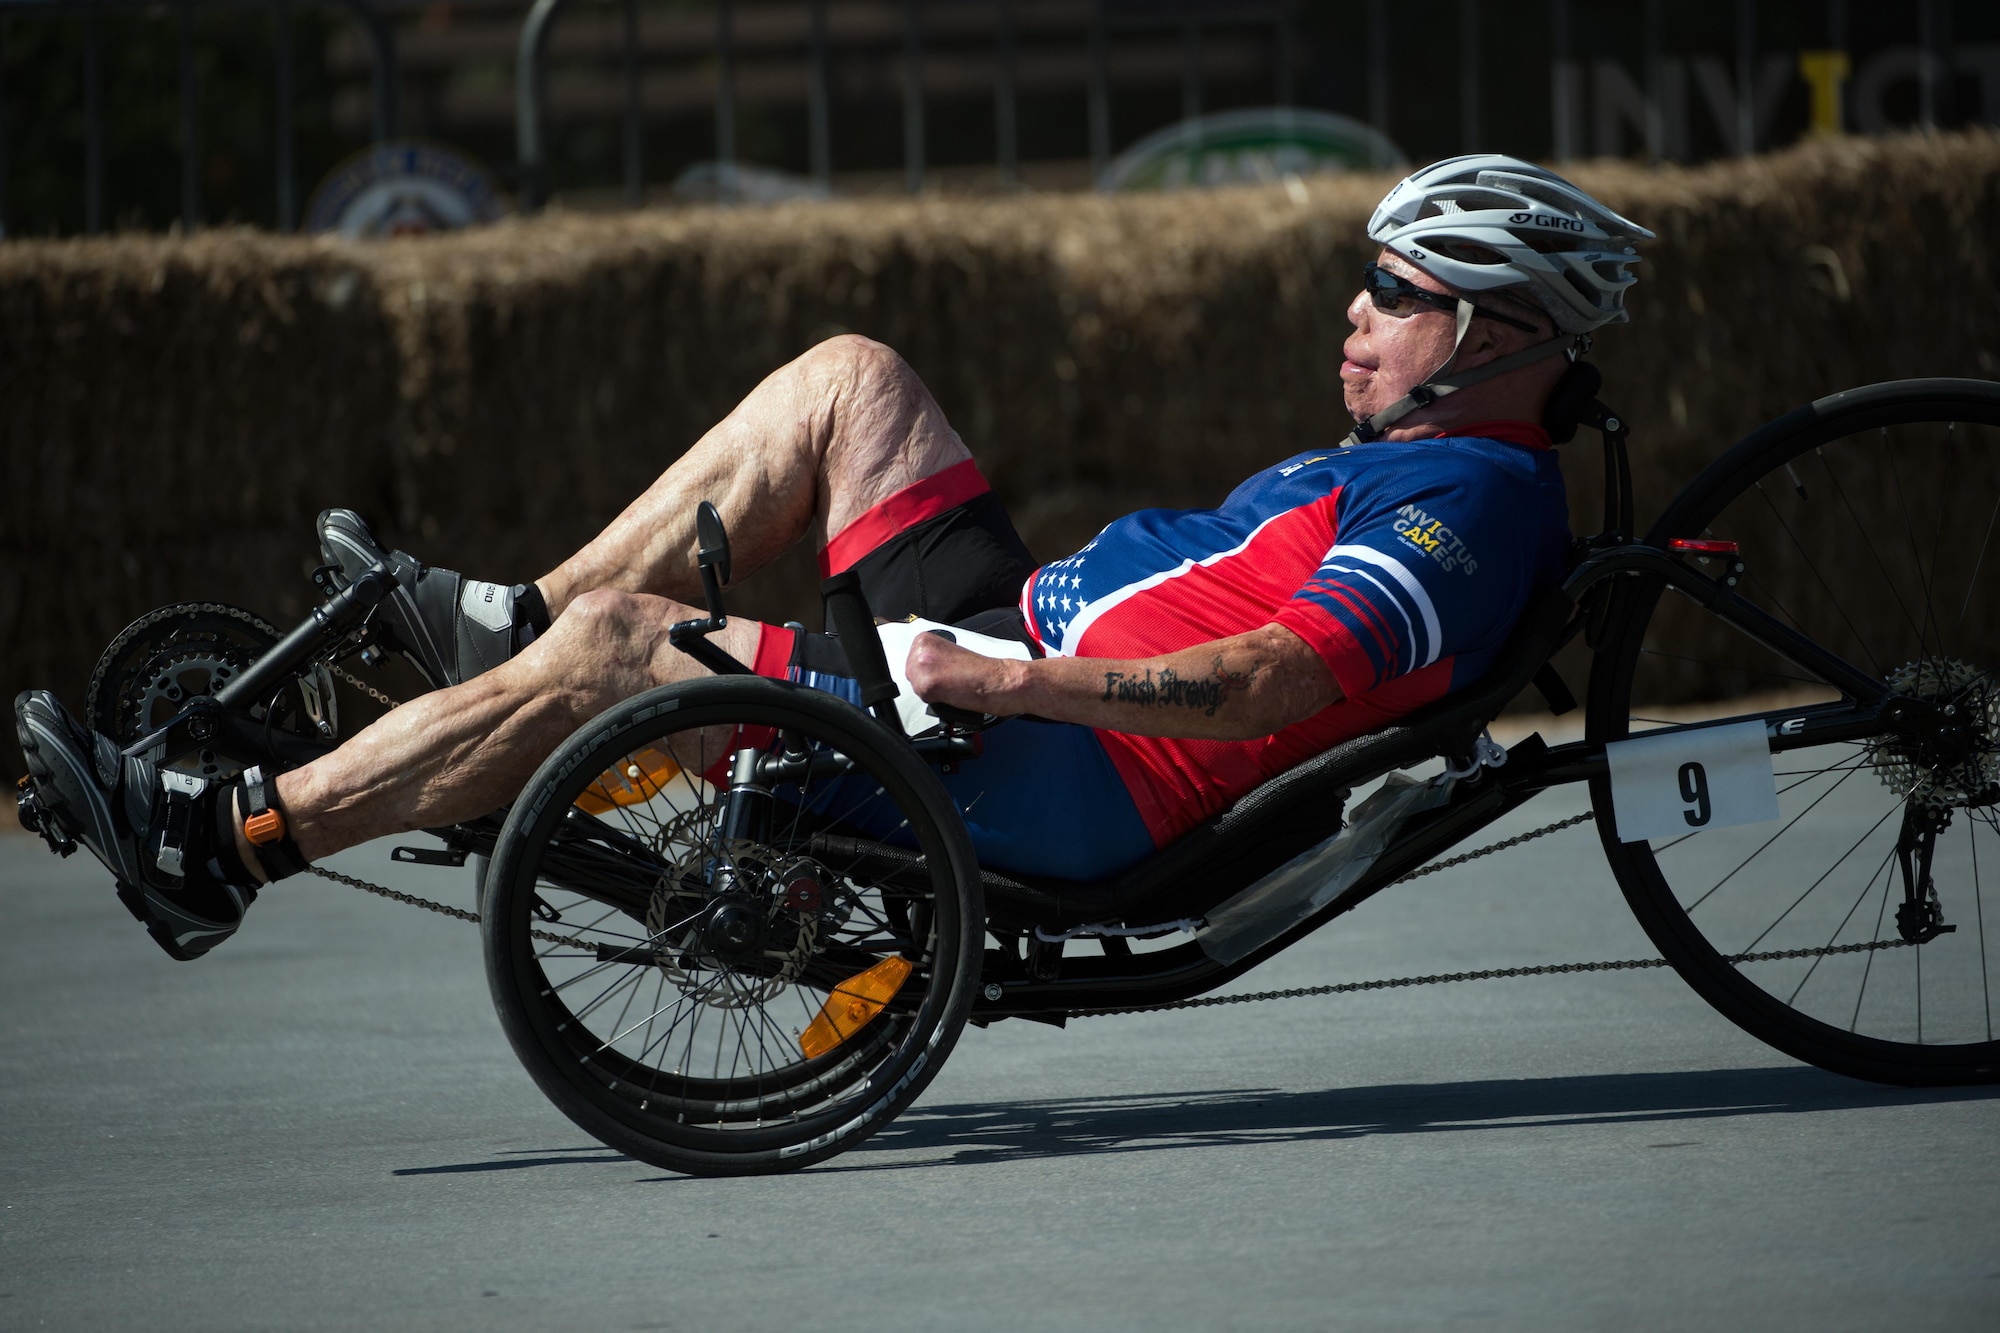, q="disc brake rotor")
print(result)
[643,833,825,1010]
